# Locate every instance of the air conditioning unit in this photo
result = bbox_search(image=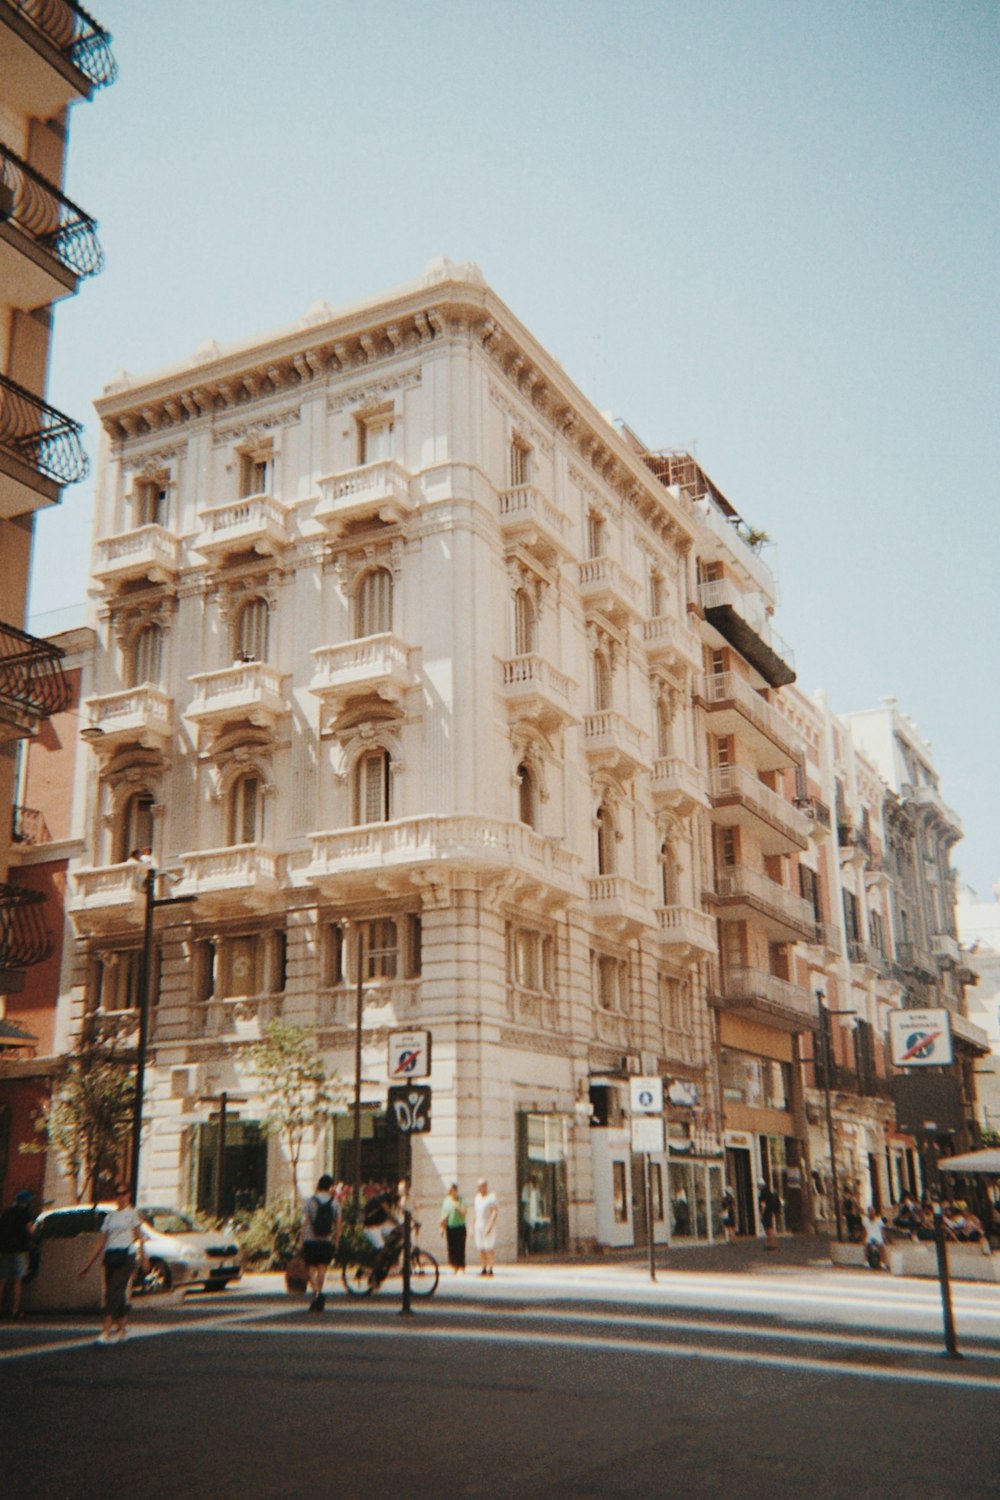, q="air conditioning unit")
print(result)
[620,1054,641,1075]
